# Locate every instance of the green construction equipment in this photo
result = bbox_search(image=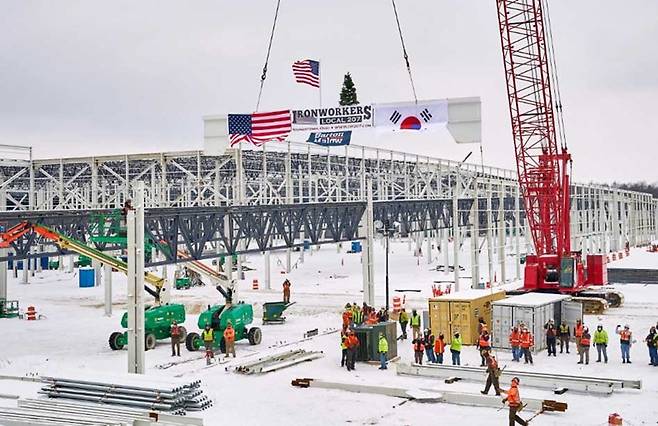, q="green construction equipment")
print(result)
[0,299,19,319]
[0,222,166,301]
[262,301,296,324]
[185,301,261,352]
[108,303,187,351]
